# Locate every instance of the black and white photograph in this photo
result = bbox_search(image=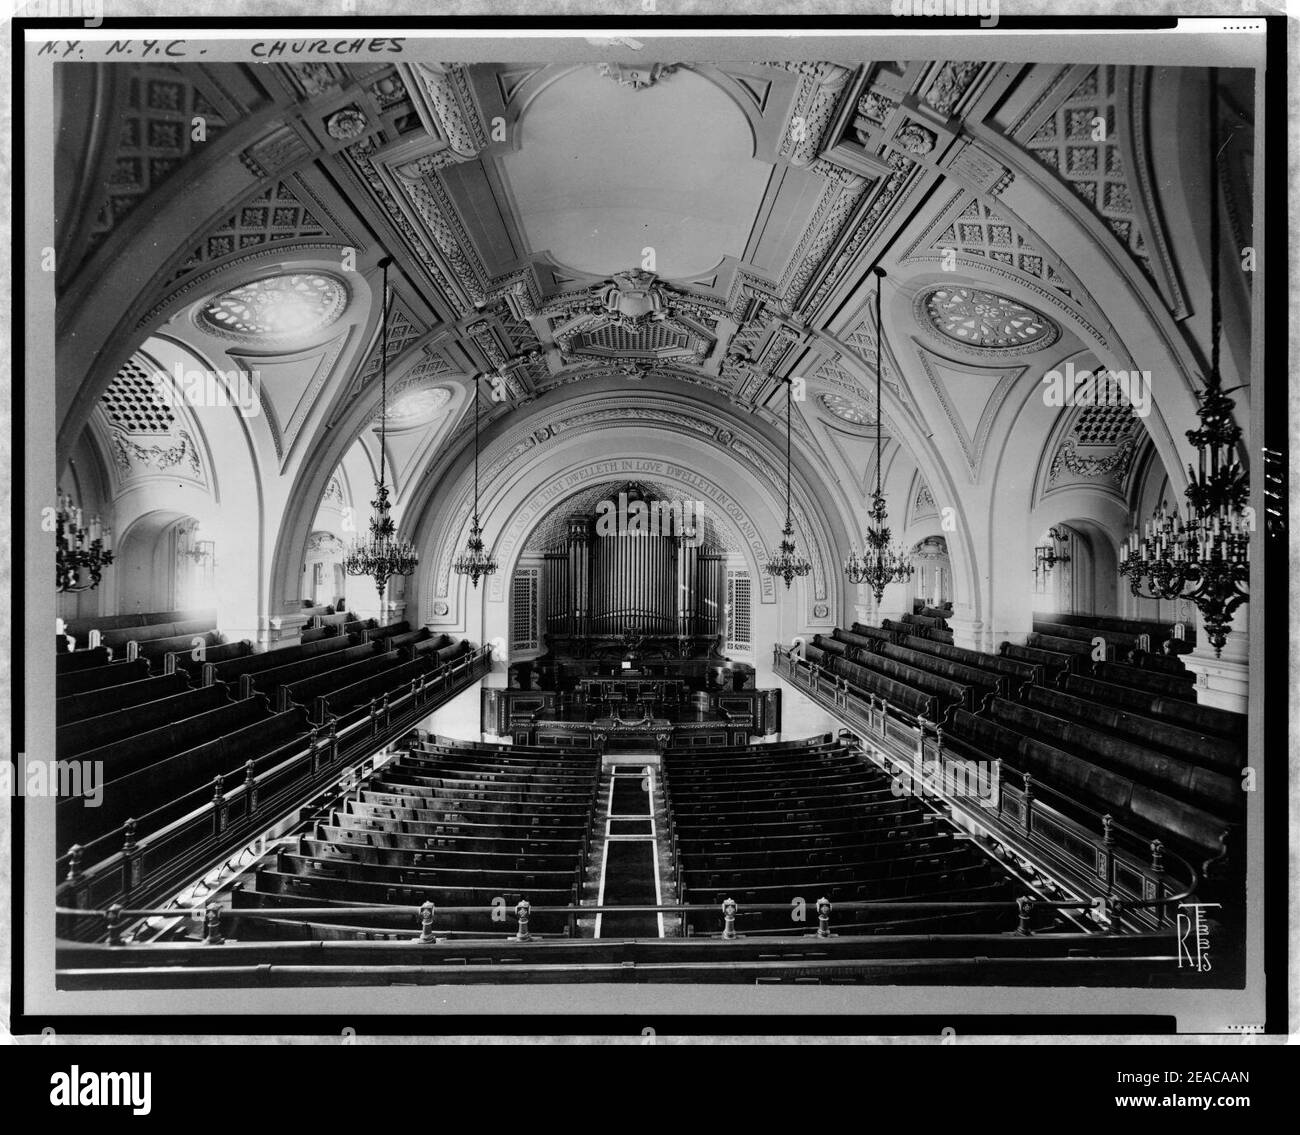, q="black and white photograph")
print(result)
[6,4,1288,1061]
